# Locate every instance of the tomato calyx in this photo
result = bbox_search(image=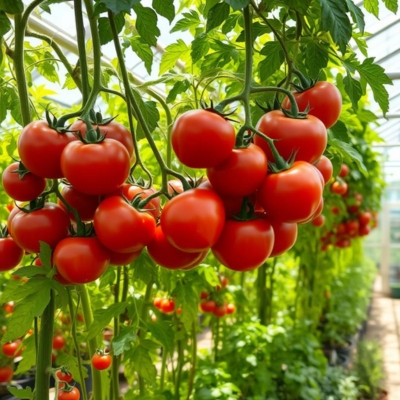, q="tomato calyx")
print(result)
[45,109,75,134]
[201,100,240,123]
[231,197,257,222]
[86,109,117,126]
[15,195,46,213]
[0,224,9,238]
[290,69,317,92]
[74,124,106,144]
[57,382,76,393]
[9,160,31,179]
